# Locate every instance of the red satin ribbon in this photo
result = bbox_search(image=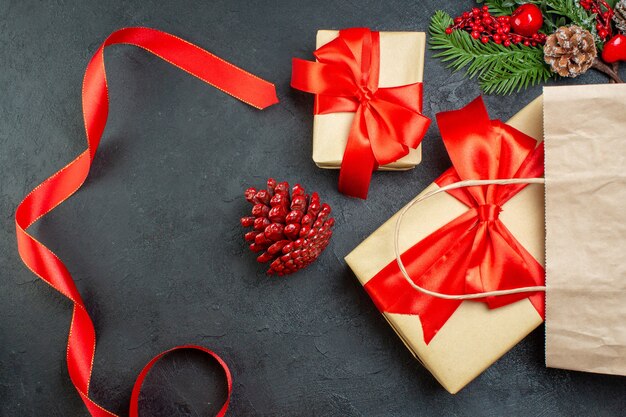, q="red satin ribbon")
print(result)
[15,27,278,416]
[364,97,545,344]
[291,28,431,199]
[129,345,232,417]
